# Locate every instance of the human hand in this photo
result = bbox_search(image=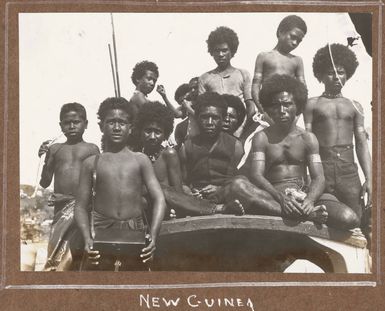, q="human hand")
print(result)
[191,188,203,199]
[182,99,195,115]
[361,180,372,209]
[141,235,155,263]
[200,185,219,196]
[301,198,315,216]
[38,140,51,157]
[278,193,303,216]
[84,238,100,265]
[47,193,74,206]
[156,85,166,97]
